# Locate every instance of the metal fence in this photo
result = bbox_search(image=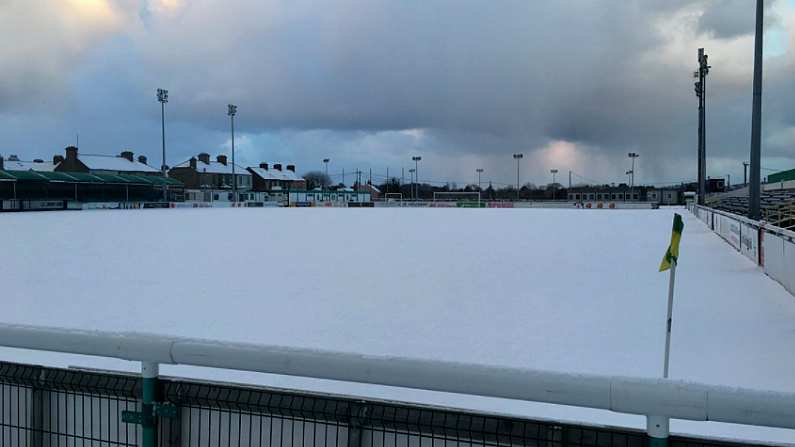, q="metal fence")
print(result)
[0,361,768,447]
